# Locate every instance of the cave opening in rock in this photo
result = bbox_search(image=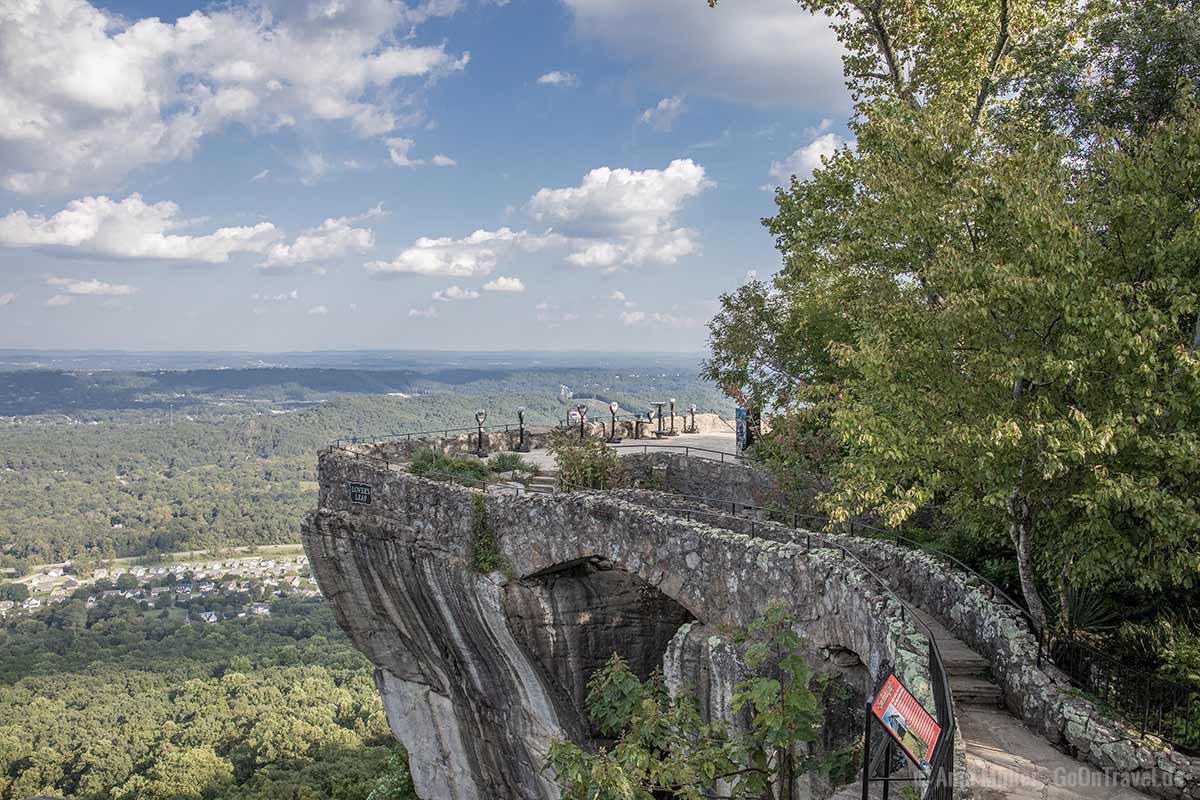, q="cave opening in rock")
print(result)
[502,556,696,742]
